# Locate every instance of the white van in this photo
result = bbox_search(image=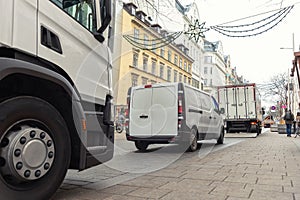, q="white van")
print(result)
[125,82,225,151]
